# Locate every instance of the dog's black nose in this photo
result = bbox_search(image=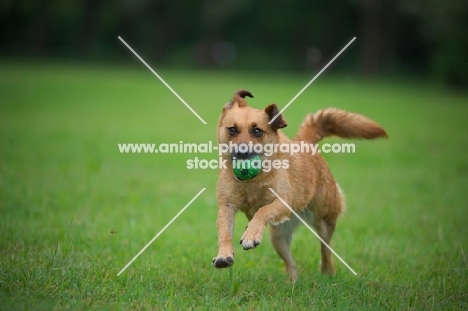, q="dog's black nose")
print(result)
[234,144,253,159]
[235,151,251,160]
[231,143,257,160]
